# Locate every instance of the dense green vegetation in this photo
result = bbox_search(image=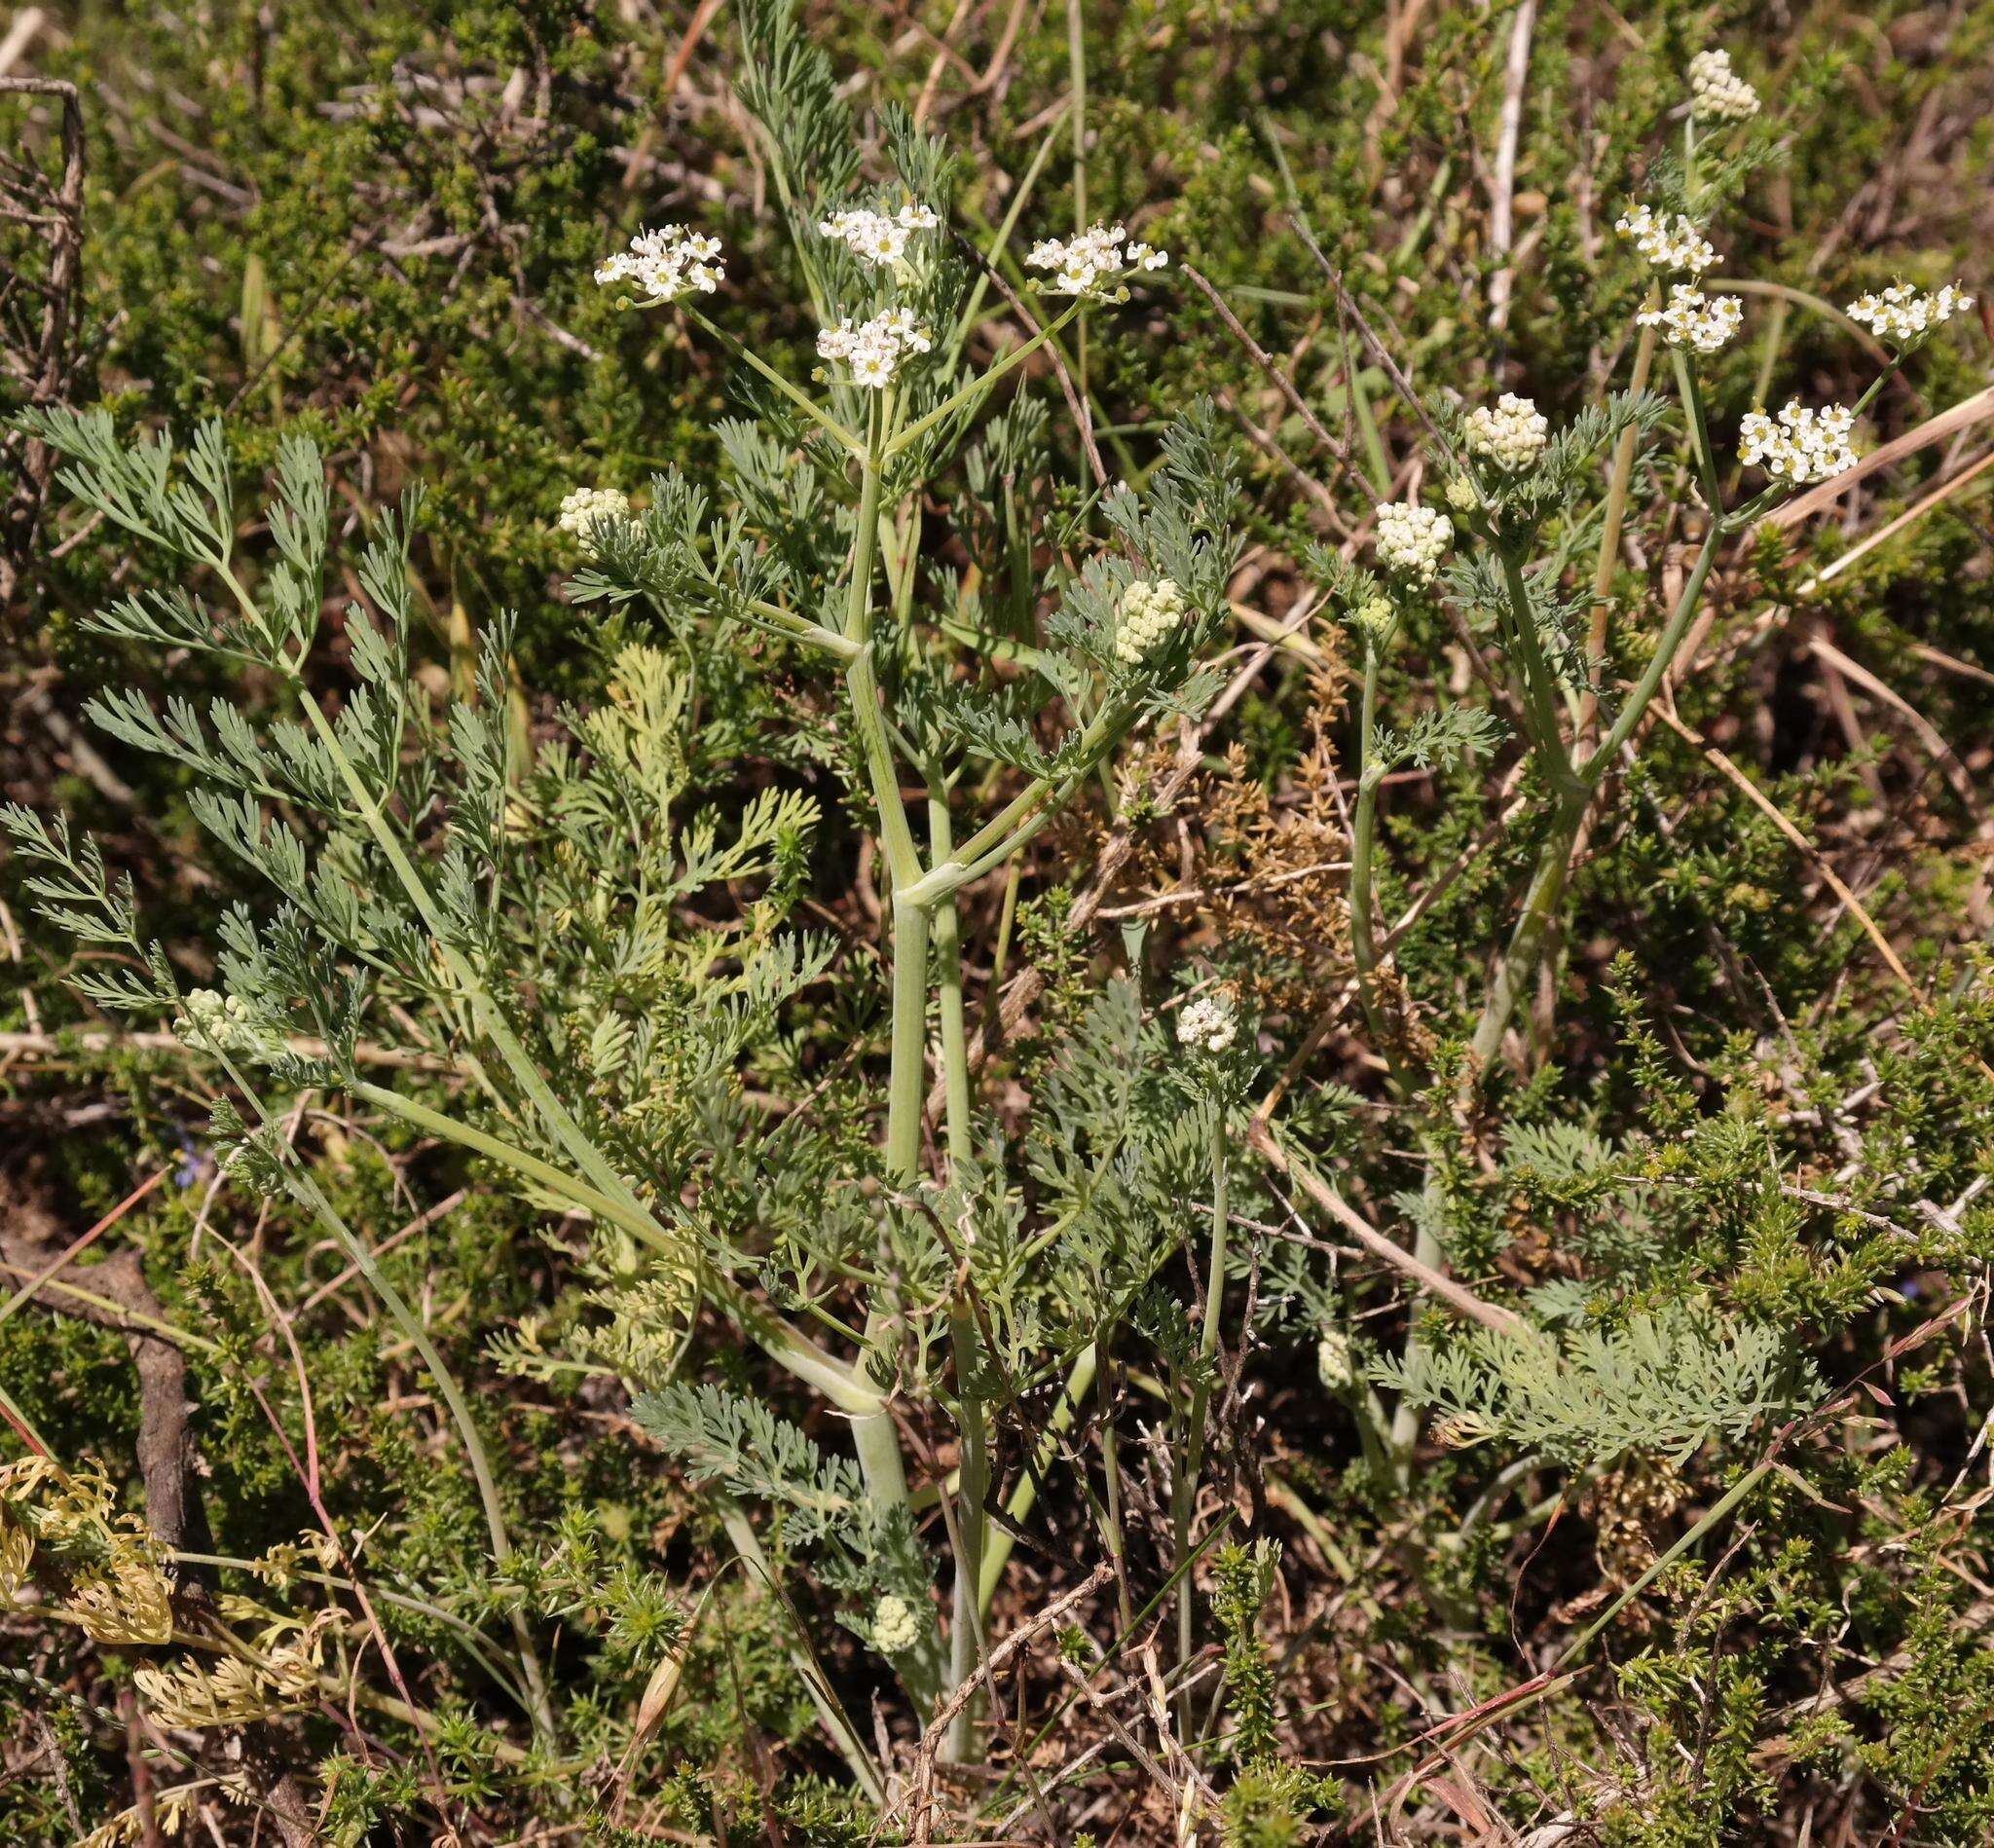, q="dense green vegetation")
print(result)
[4,3,1994,1843]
